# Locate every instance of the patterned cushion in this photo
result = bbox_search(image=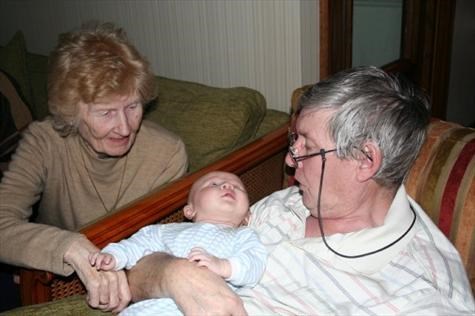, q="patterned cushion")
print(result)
[405,118,475,293]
